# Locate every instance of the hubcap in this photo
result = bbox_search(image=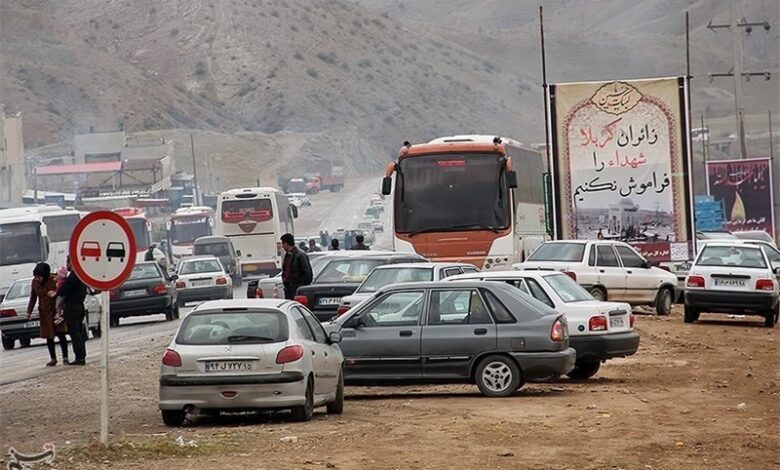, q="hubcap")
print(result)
[663,292,671,311]
[481,361,512,393]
